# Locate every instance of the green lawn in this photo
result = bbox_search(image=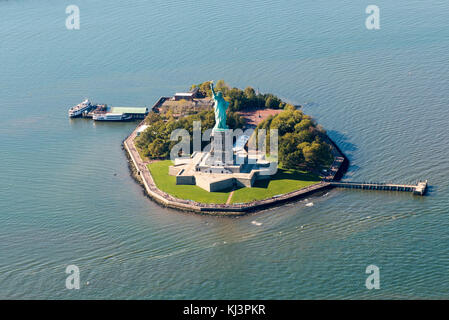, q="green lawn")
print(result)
[148,160,231,204]
[148,160,320,204]
[230,168,320,204]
